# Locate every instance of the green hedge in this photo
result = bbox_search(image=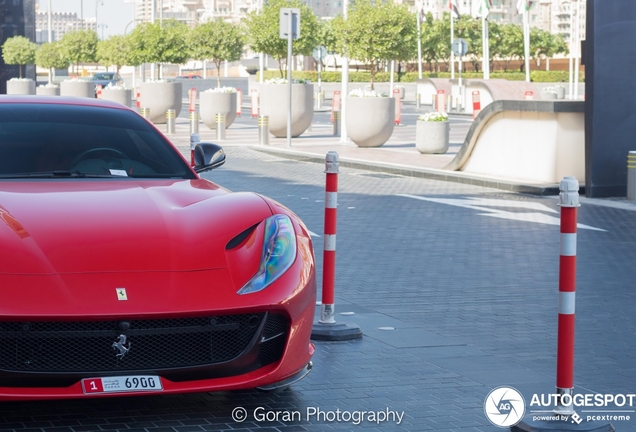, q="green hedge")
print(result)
[257,70,584,83]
